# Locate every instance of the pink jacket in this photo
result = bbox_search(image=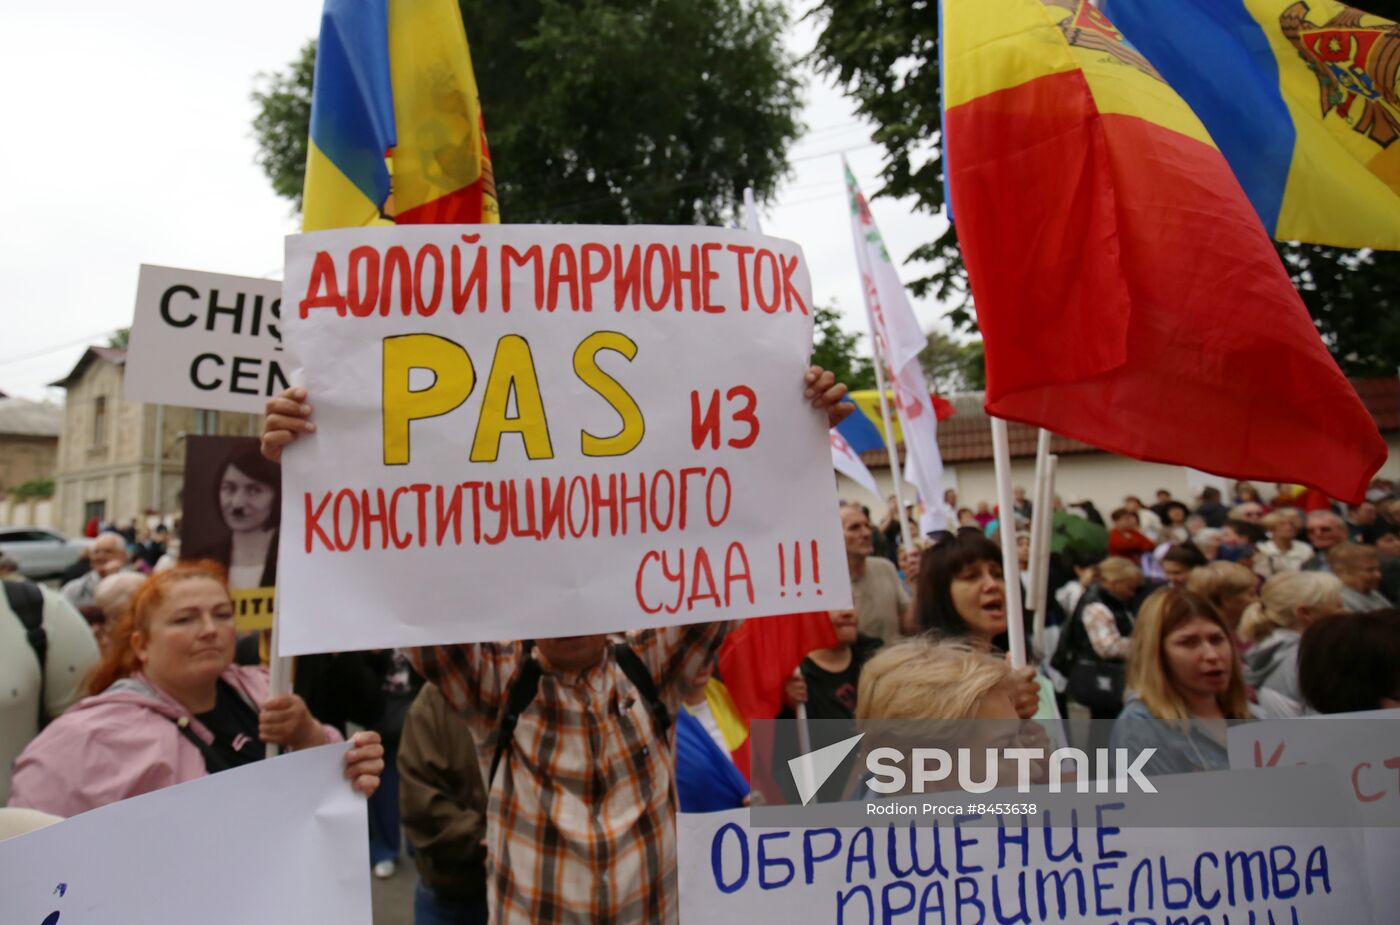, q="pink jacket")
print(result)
[7,664,341,818]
